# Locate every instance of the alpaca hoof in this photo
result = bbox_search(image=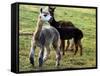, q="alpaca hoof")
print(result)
[43,58,47,62]
[39,58,43,67]
[30,57,34,66]
[69,48,74,52]
[55,63,60,67]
